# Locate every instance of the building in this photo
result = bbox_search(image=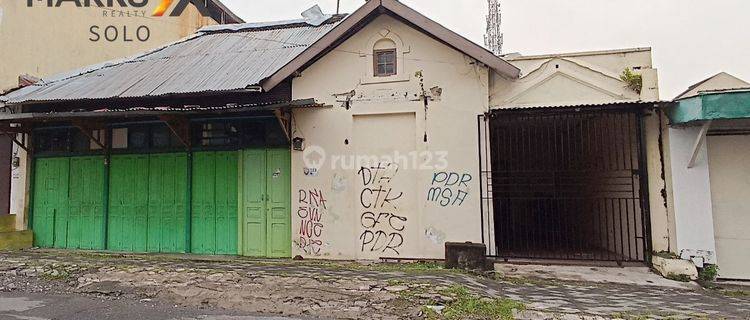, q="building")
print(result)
[0,0,671,263]
[485,48,668,263]
[0,0,242,231]
[666,72,750,280]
